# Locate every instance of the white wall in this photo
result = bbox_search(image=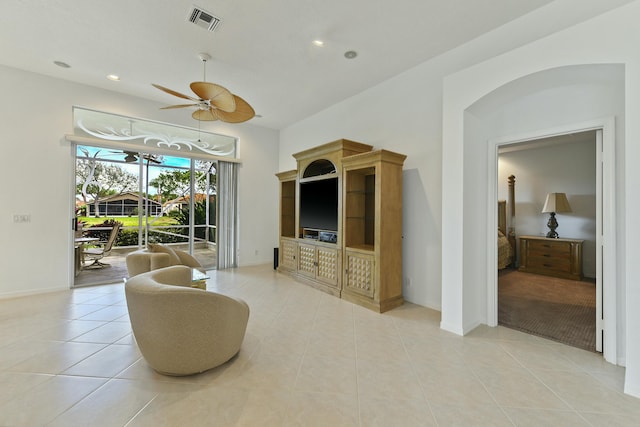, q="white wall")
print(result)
[442,2,640,397]
[499,139,597,277]
[0,65,279,298]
